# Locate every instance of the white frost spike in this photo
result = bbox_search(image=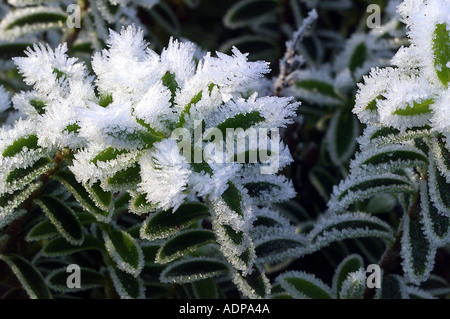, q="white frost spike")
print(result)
[339,268,366,299]
[13,43,88,99]
[133,81,175,134]
[138,139,191,212]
